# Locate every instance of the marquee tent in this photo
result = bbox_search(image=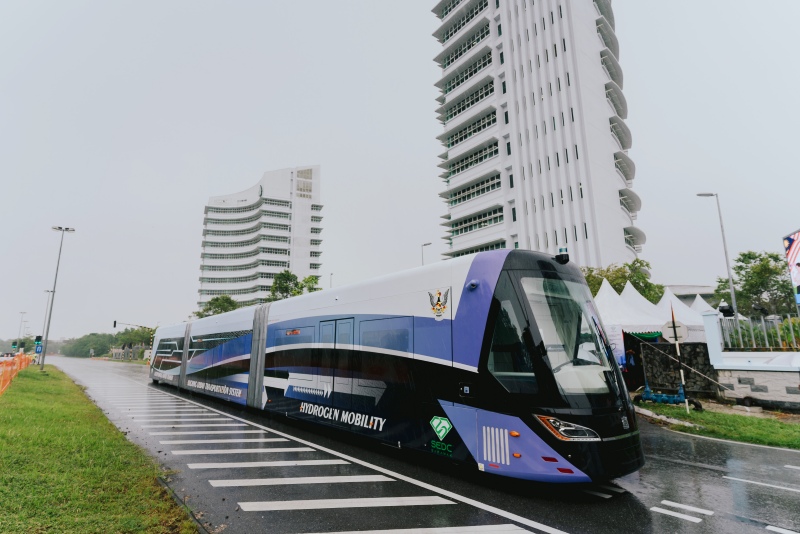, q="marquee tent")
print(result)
[594,279,664,363]
[690,294,716,313]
